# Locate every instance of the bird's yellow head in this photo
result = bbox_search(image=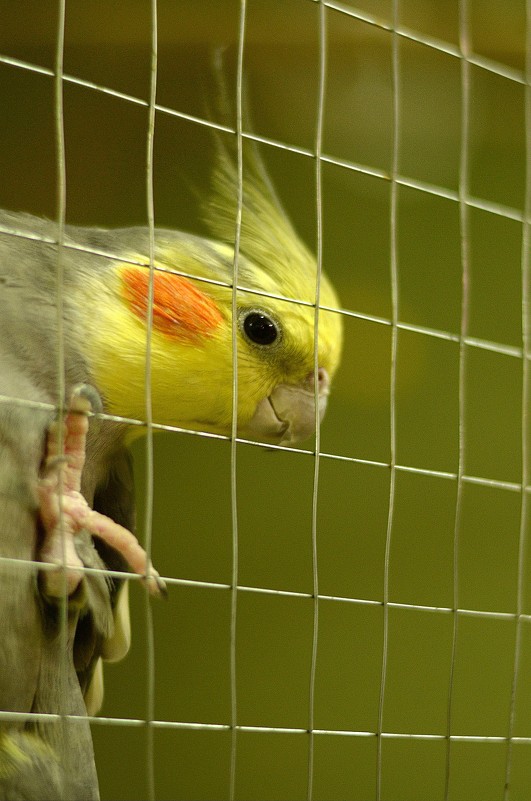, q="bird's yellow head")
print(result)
[88,138,343,445]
